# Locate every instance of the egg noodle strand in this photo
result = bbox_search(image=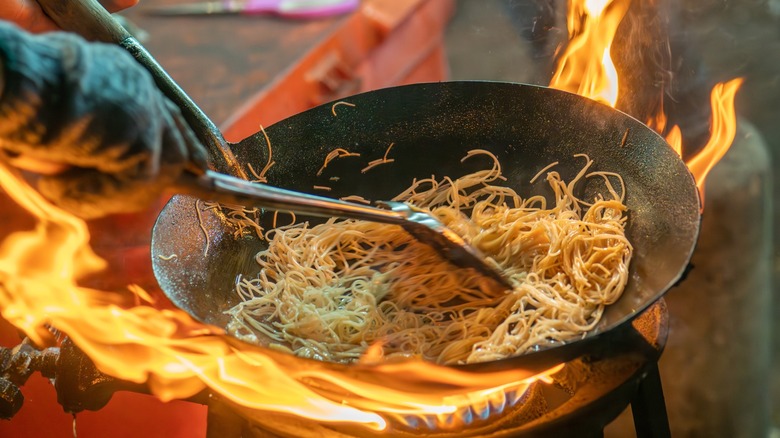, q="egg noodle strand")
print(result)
[226,151,632,365]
